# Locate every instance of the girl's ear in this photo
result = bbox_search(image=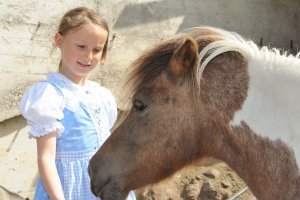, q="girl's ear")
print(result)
[55,32,63,48]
